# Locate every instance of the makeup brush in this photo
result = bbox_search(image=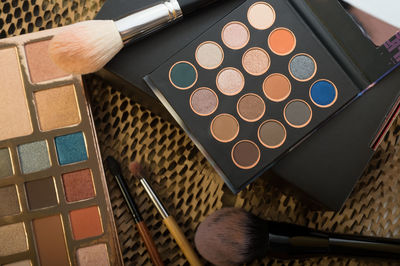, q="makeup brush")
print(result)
[195,208,400,265]
[49,0,219,74]
[105,156,164,266]
[129,161,203,266]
